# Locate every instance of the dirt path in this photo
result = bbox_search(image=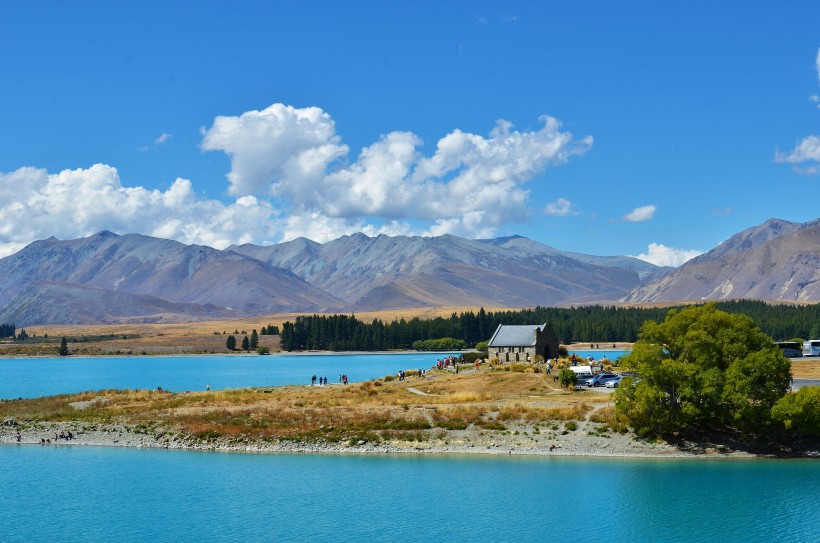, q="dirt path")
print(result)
[406,387,436,396]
